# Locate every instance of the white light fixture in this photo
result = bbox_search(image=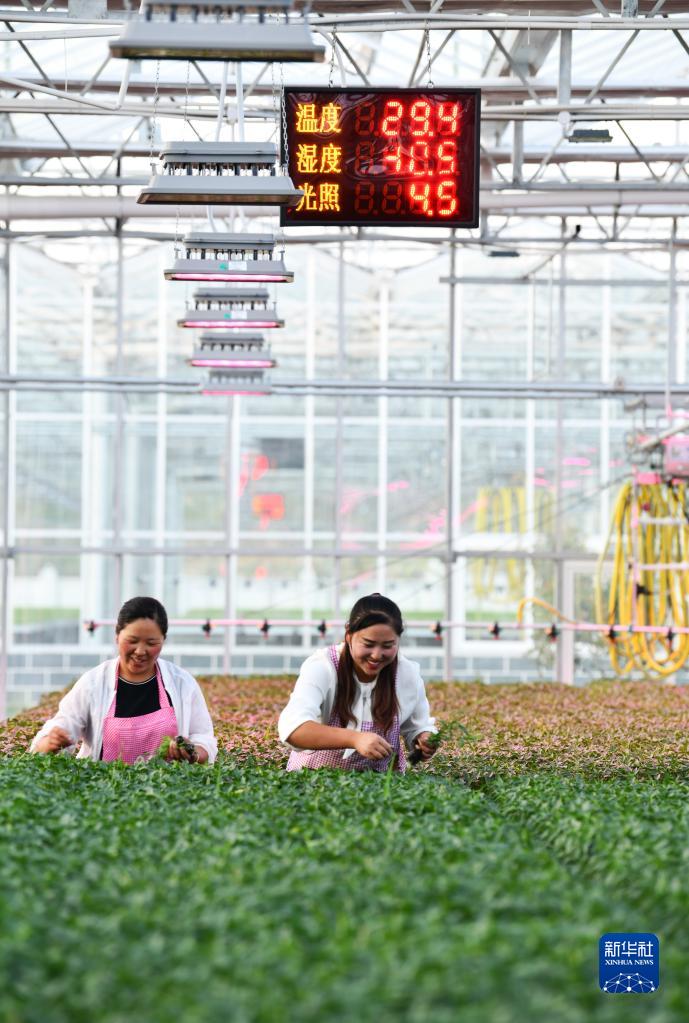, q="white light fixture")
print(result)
[165,232,294,283]
[177,286,284,329]
[110,0,325,62]
[567,129,613,143]
[138,143,302,206]
[202,369,272,396]
[188,332,276,369]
